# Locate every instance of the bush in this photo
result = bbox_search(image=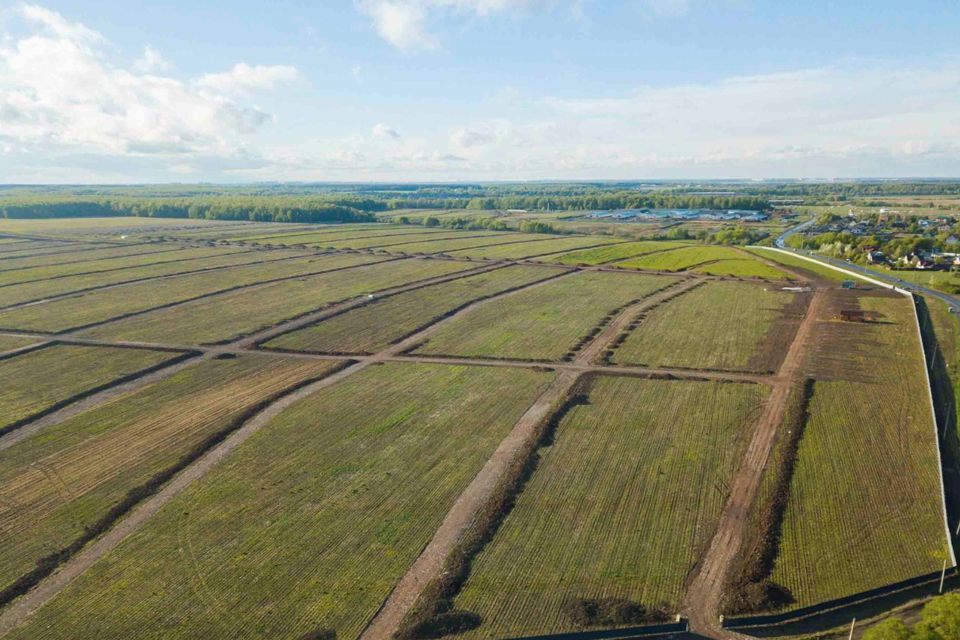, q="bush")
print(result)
[565,597,666,627]
[298,630,336,640]
[404,611,481,638]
